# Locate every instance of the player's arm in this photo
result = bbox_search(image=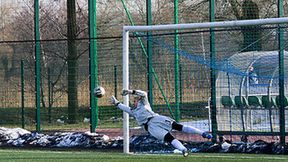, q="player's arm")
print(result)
[122,89,147,98]
[110,95,133,115]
